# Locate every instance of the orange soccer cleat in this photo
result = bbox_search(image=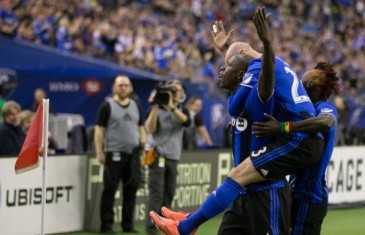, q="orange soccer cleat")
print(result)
[161,207,190,221]
[159,208,197,235]
[149,211,180,235]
